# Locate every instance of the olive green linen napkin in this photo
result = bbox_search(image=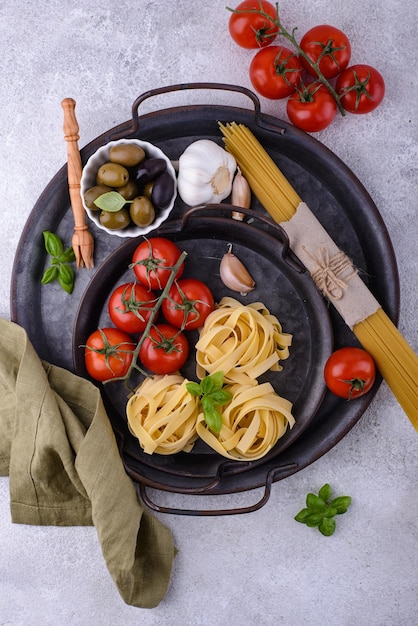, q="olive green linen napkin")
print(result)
[0,318,175,608]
